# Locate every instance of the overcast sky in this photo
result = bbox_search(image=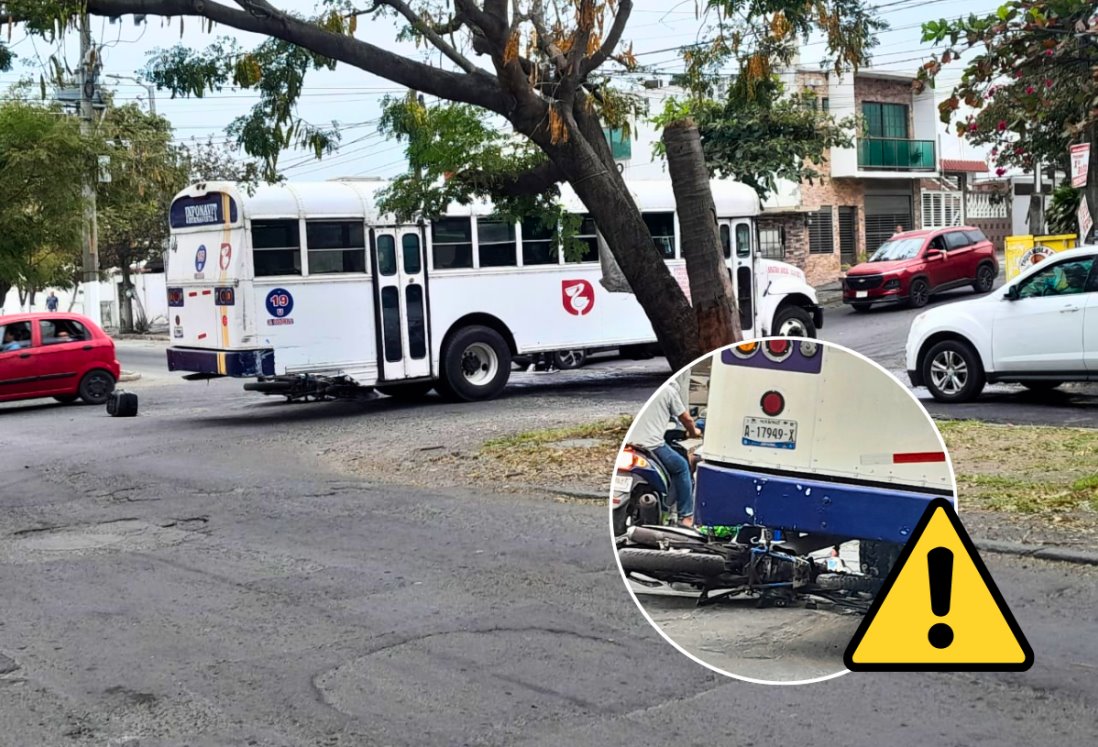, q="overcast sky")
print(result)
[1,0,1002,181]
